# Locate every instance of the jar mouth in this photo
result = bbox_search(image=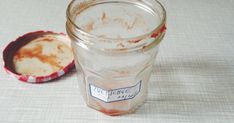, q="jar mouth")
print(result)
[66,0,166,41]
